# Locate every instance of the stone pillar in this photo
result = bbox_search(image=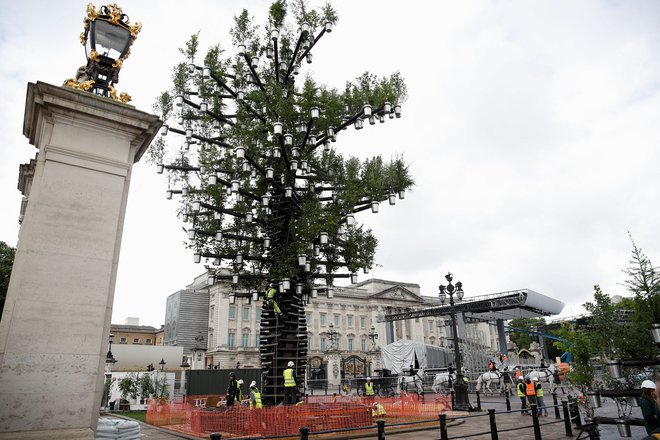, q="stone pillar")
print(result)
[326,351,342,391]
[496,319,508,356]
[367,351,381,377]
[0,82,160,440]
